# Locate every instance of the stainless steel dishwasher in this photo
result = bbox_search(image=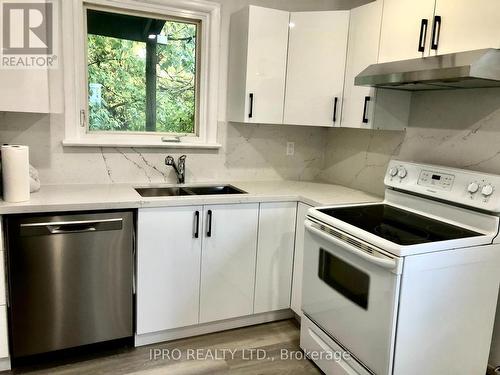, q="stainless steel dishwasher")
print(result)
[5,211,134,358]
